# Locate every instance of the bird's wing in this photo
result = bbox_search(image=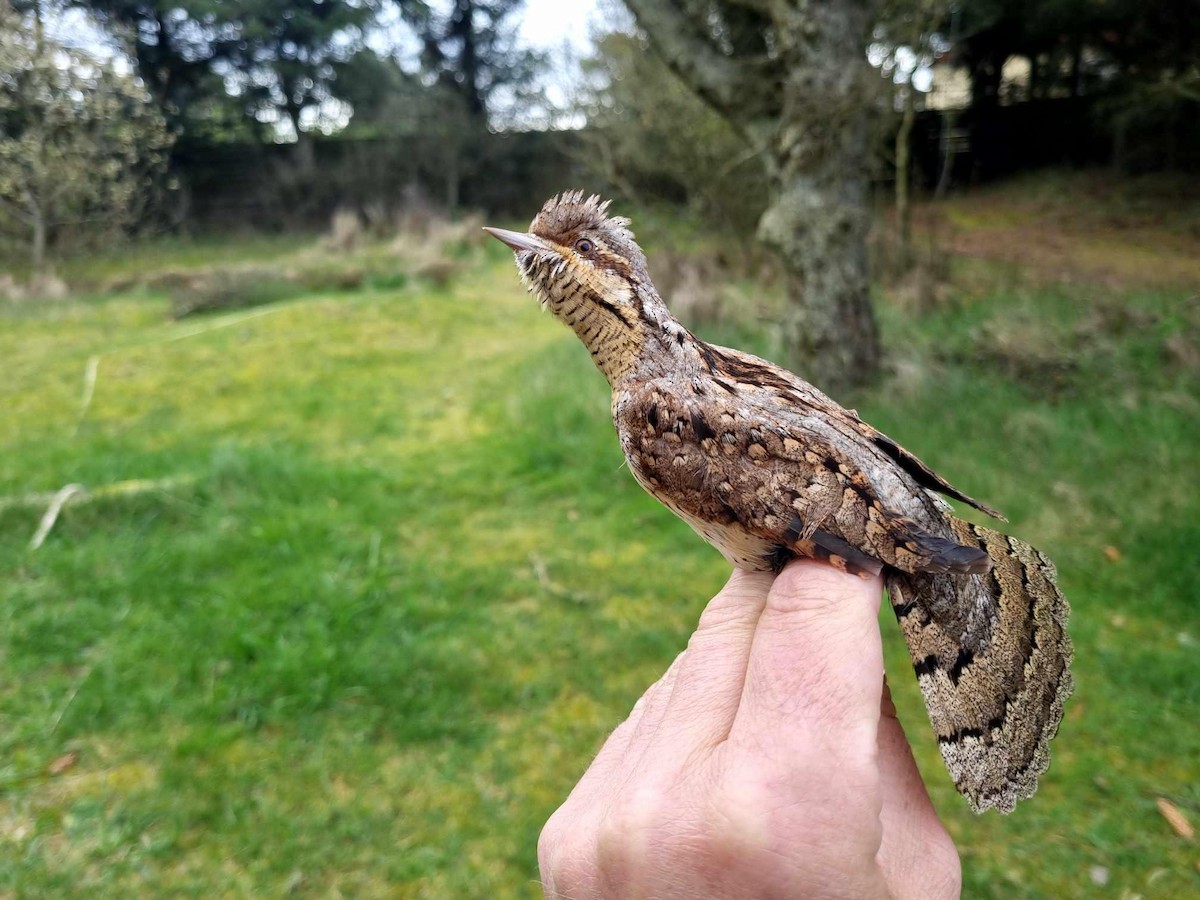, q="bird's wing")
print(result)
[616,375,990,577]
[701,343,1006,520]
